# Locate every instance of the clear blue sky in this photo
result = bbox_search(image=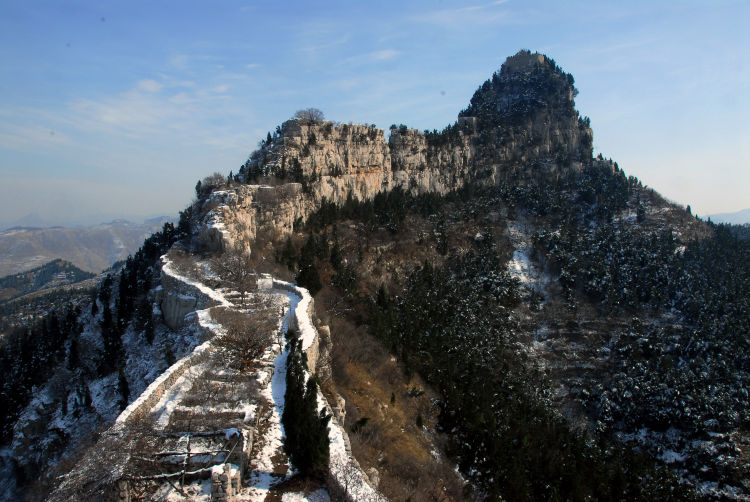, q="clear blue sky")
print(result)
[0,0,748,226]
